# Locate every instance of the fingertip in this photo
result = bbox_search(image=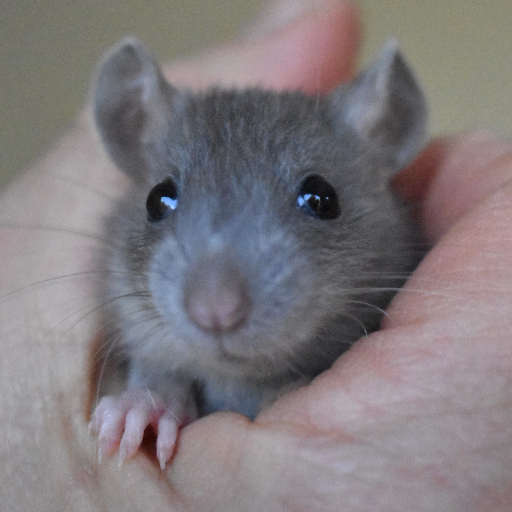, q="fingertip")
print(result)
[164,0,361,93]
[392,136,452,205]
[264,0,362,93]
[393,131,512,242]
